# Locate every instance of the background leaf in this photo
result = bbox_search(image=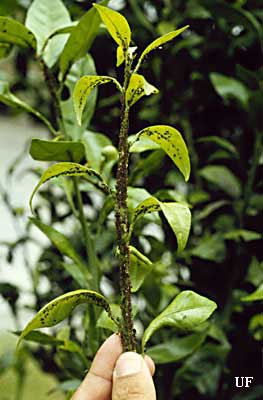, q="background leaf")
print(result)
[210,73,249,108]
[25,0,71,67]
[199,166,241,198]
[29,139,85,163]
